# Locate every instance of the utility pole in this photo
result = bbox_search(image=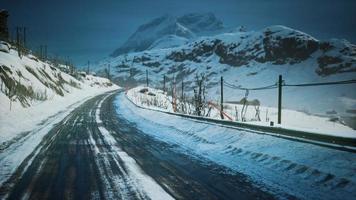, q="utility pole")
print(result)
[173,76,176,112]
[220,76,224,119]
[181,79,184,100]
[278,75,283,124]
[16,27,20,57]
[146,69,149,87]
[107,64,111,80]
[23,27,27,48]
[39,45,43,59]
[163,75,166,93]
[44,45,47,59]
